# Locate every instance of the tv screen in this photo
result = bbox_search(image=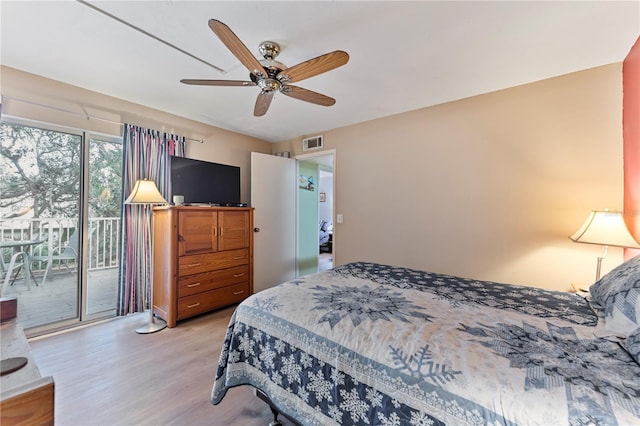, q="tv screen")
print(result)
[170,156,241,205]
